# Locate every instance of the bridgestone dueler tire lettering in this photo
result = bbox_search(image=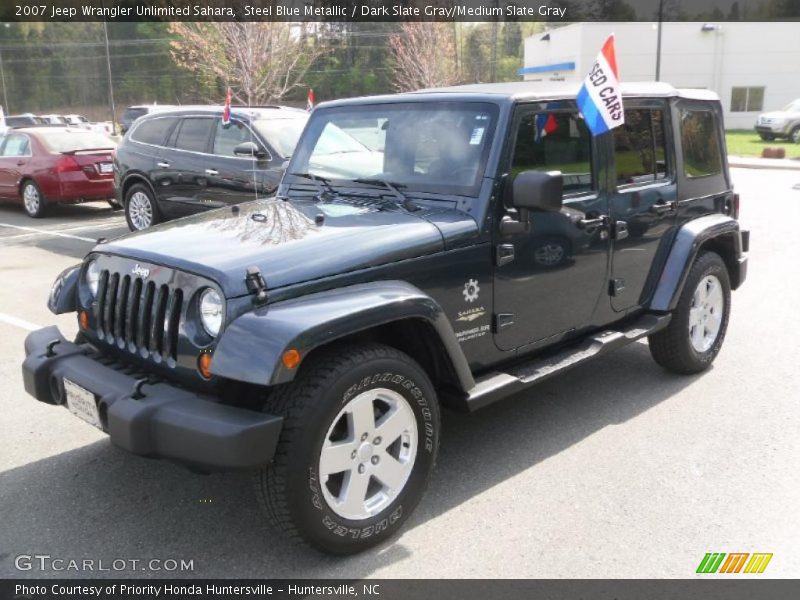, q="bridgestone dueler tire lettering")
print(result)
[254,342,440,555]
